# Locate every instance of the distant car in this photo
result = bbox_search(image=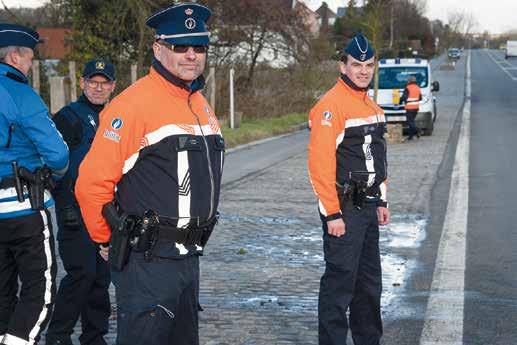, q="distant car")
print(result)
[448,48,461,60]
